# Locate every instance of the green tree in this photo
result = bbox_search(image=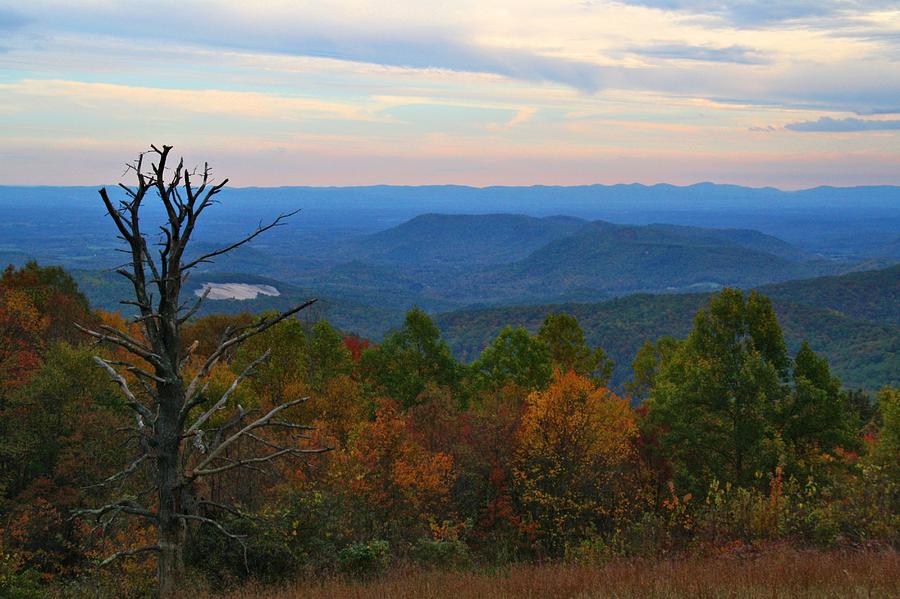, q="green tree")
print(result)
[360,308,459,408]
[781,342,858,462]
[875,386,900,465]
[625,336,679,402]
[645,289,788,493]
[233,315,309,399]
[470,326,552,393]
[537,313,614,385]
[305,320,353,391]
